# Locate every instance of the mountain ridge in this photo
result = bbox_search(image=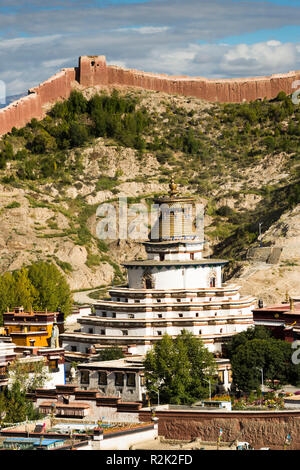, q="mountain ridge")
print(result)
[0,85,299,304]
